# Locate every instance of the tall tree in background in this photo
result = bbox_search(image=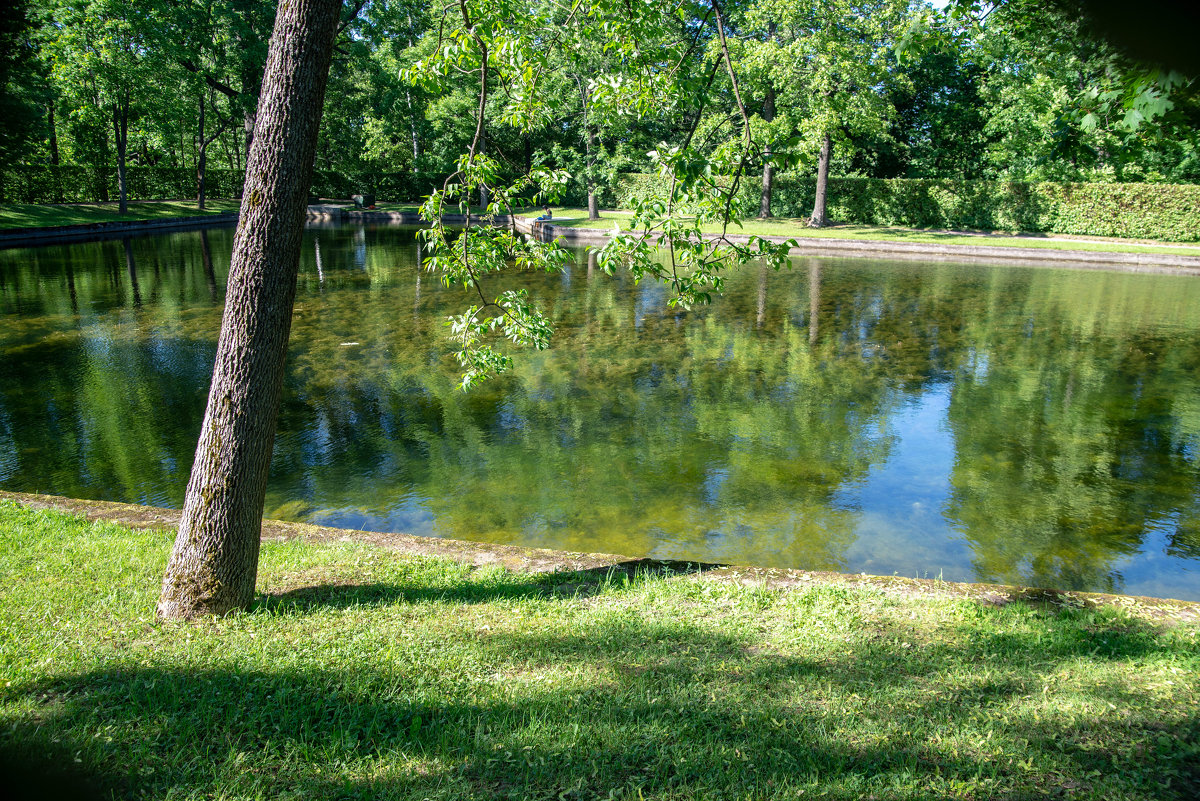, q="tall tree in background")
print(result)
[0,0,46,167]
[47,0,152,213]
[195,88,232,209]
[718,0,908,225]
[152,0,240,206]
[356,3,431,174]
[157,0,344,619]
[788,0,906,227]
